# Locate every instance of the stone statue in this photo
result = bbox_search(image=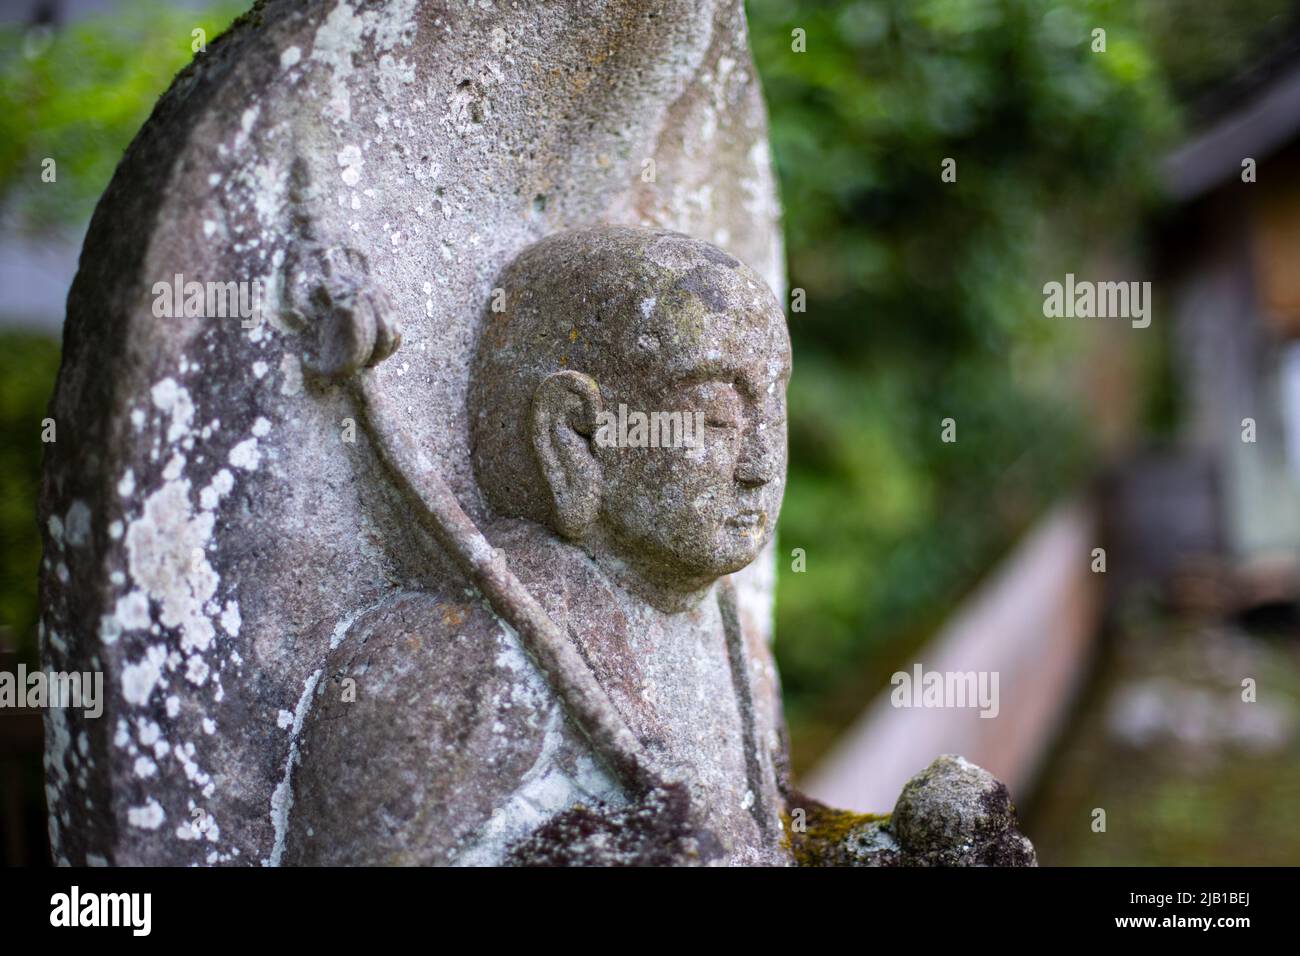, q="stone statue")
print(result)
[287,226,792,865]
[38,0,1035,867]
[282,225,1036,867]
